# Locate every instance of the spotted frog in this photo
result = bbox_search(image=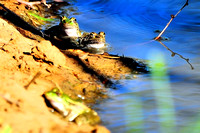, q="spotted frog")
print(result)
[57,16,81,39]
[81,32,106,49]
[44,88,100,125]
[45,16,81,47]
